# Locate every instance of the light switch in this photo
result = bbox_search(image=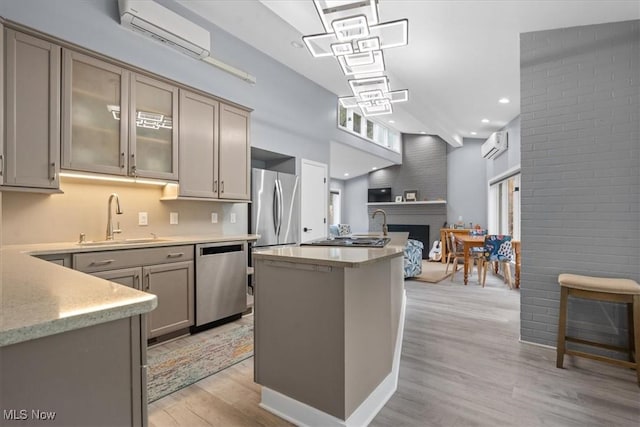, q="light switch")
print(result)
[211,212,218,223]
[230,213,237,223]
[138,212,148,226]
[170,212,179,225]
